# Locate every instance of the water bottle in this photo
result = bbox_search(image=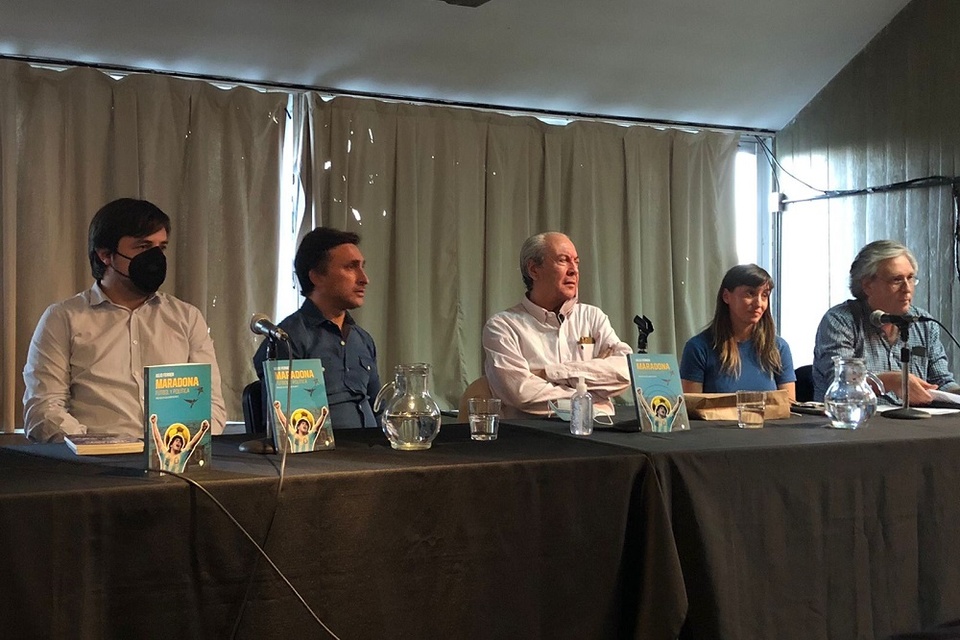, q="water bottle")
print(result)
[570,377,594,436]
